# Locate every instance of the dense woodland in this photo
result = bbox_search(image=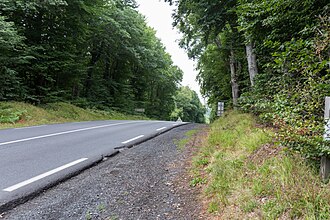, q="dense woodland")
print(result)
[1,0,330,157]
[166,0,330,159]
[0,0,205,122]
